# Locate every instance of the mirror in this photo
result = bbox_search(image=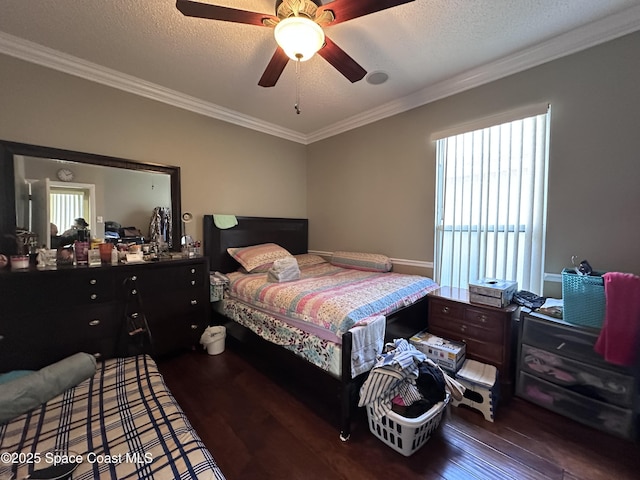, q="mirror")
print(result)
[0,140,182,256]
